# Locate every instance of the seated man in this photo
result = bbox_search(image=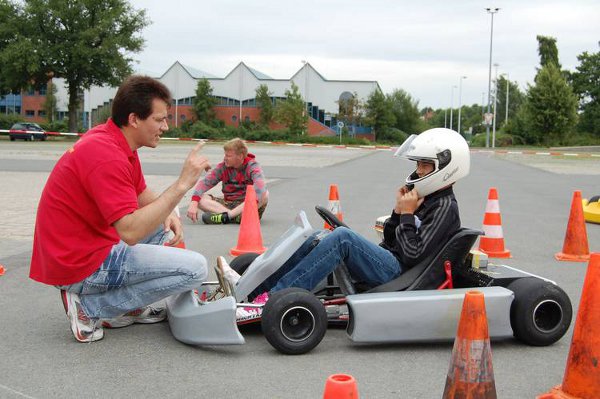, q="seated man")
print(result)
[218,128,471,319]
[187,138,269,225]
[29,76,211,342]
